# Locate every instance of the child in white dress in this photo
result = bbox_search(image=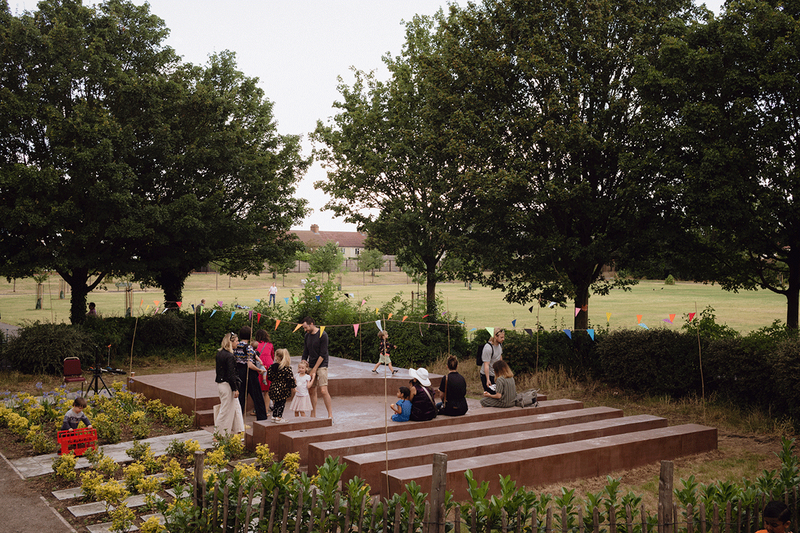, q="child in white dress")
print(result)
[290,360,314,417]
